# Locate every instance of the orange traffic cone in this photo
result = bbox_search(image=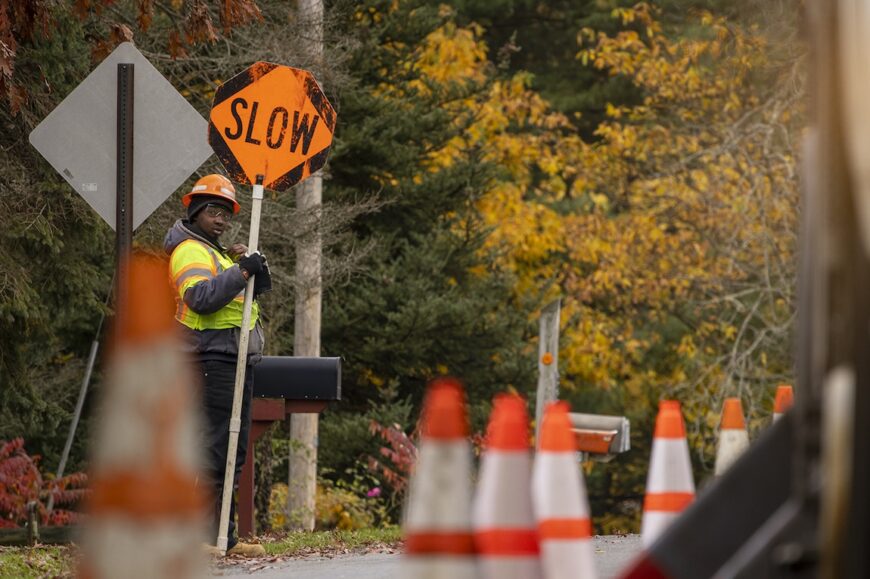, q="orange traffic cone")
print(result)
[531,402,597,579]
[773,384,794,422]
[402,377,477,578]
[473,394,541,579]
[80,255,207,578]
[714,398,749,476]
[640,400,695,548]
